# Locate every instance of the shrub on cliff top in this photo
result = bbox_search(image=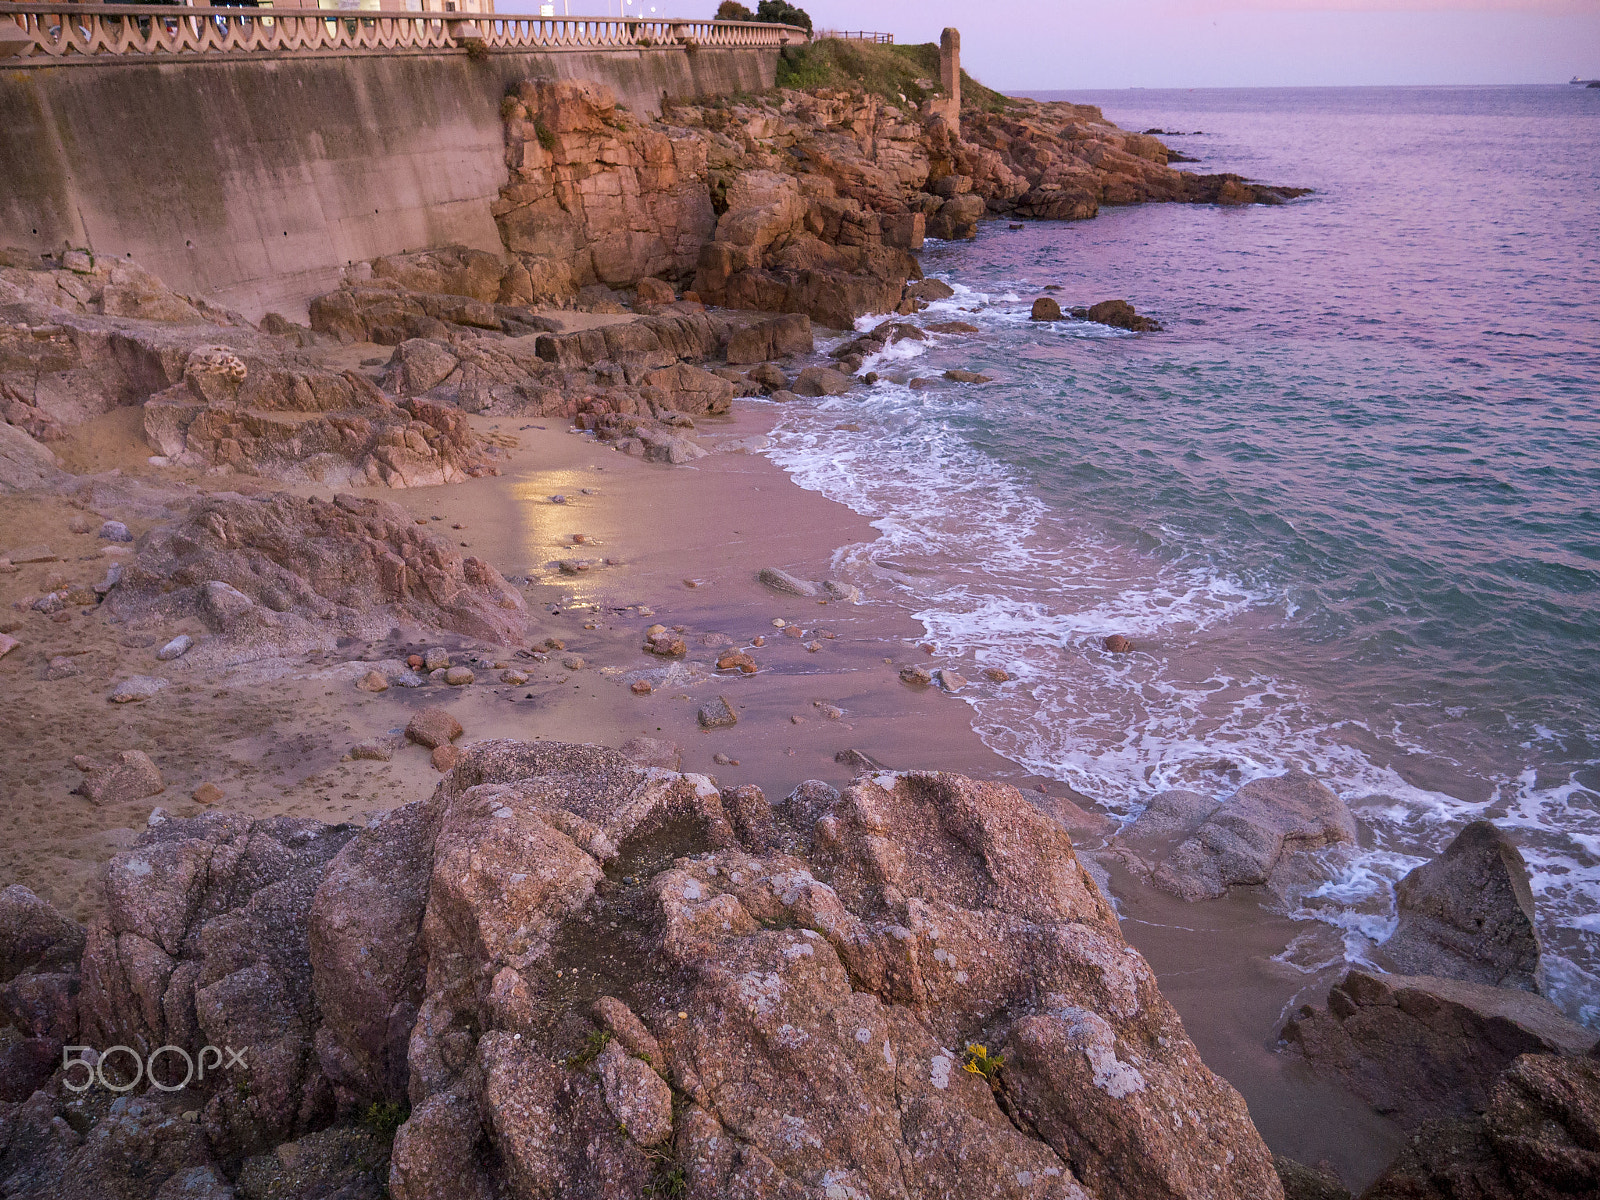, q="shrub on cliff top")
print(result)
[756,0,812,33]
[775,37,1014,113]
